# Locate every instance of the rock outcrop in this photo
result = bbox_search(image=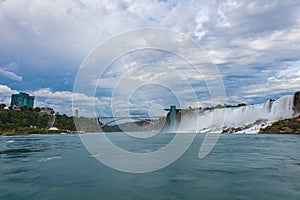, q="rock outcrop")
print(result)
[259,115,300,134]
[294,91,300,114]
